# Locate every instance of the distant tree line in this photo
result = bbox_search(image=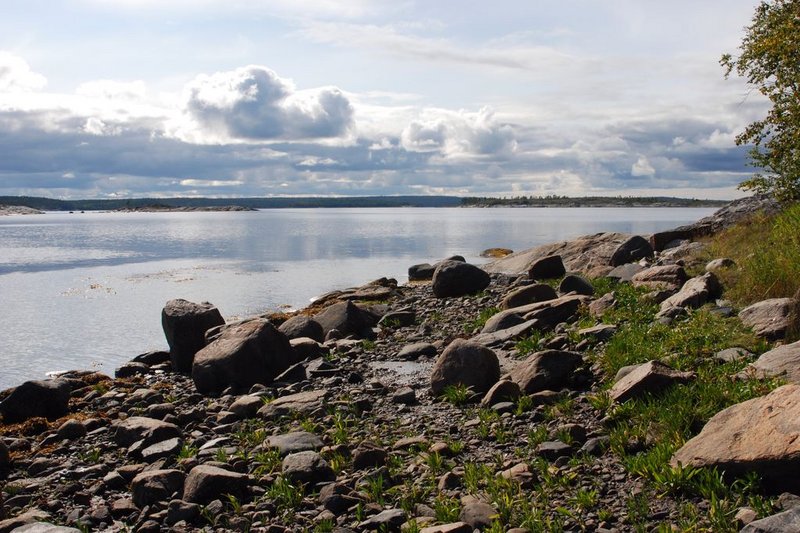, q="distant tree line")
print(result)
[460,195,728,207]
